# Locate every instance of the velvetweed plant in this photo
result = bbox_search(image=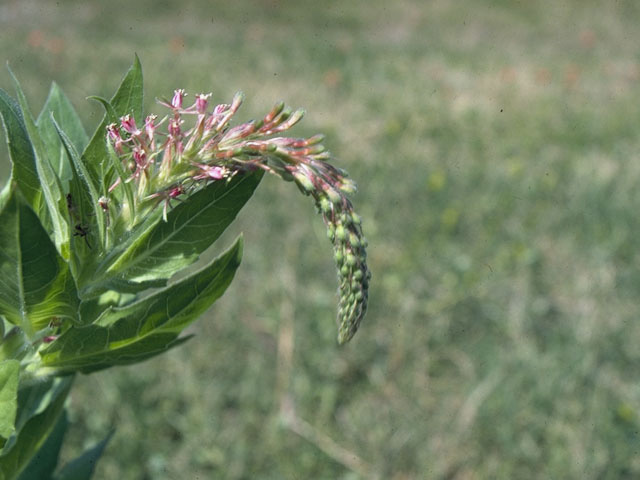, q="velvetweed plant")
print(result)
[0,57,370,479]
